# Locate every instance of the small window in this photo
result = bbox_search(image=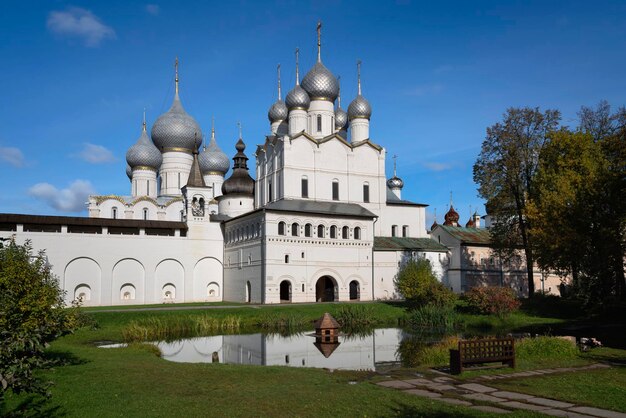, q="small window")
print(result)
[268,183,273,202]
[112,207,118,219]
[143,208,148,220]
[301,252,305,258]
[330,225,337,239]
[332,181,339,201]
[301,177,309,198]
[392,225,398,237]
[278,222,286,236]
[354,227,361,240]
[302,283,305,292]
[402,225,408,237]
[363,183,370,203]
[317,114,322,132]
[147,180,150,196]
[291,223,299,237]
[285,254,289,264]
[317,225,325,238]
[304,224,312,237]
[342,226,349,239]
[180,210,184,221]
